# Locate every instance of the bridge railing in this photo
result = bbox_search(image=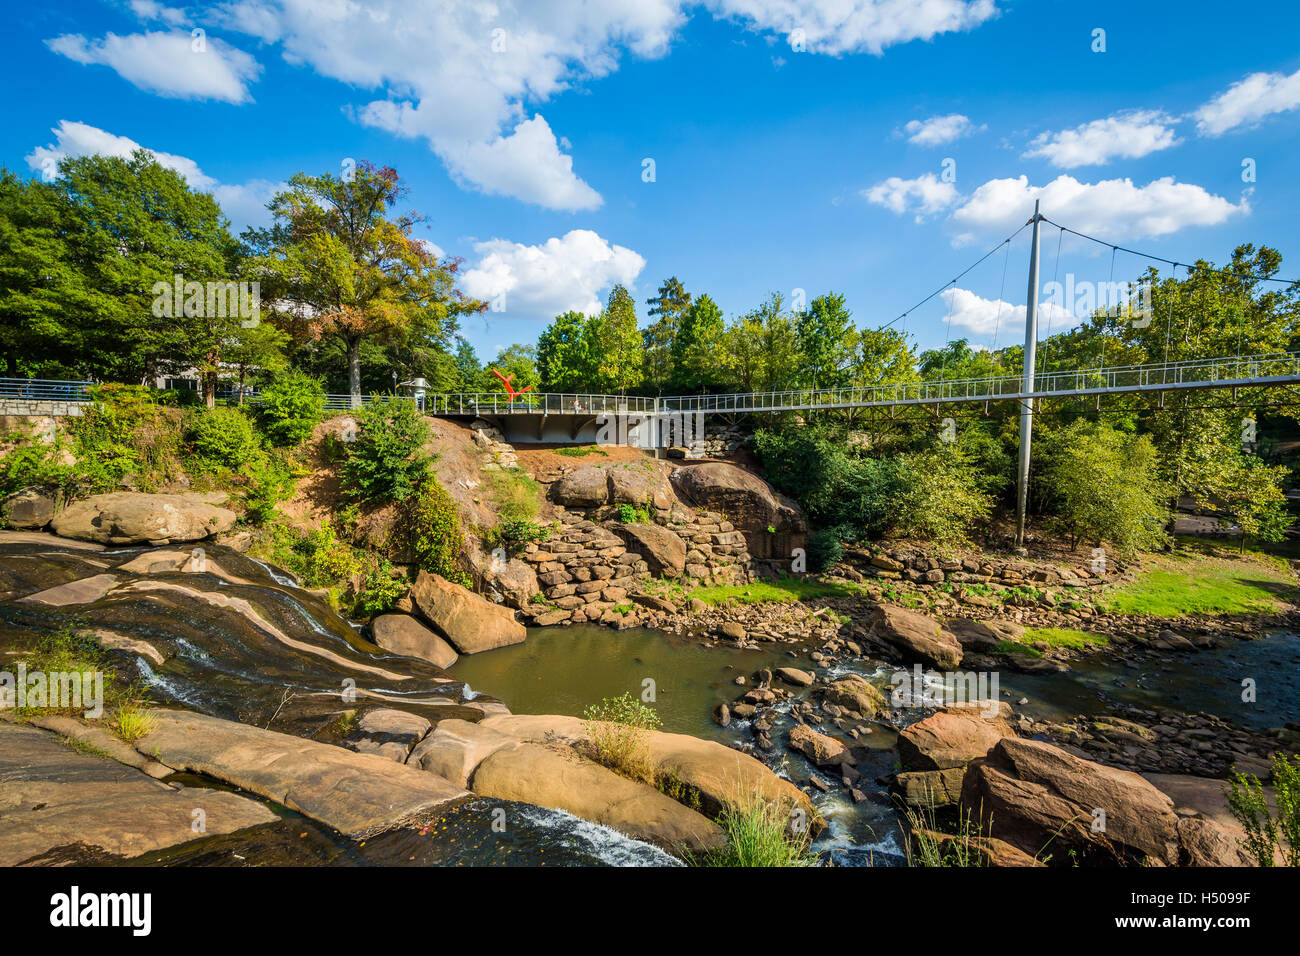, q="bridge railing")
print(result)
[0,377,92,402]
[421,392,657,416]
